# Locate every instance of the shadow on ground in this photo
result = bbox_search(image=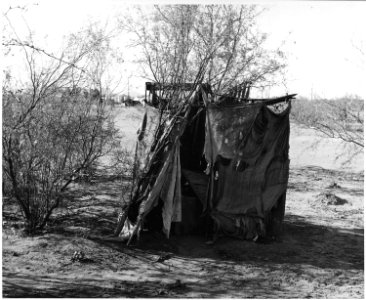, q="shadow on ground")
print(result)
[3,212,363,298]
[90,213,363,271]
